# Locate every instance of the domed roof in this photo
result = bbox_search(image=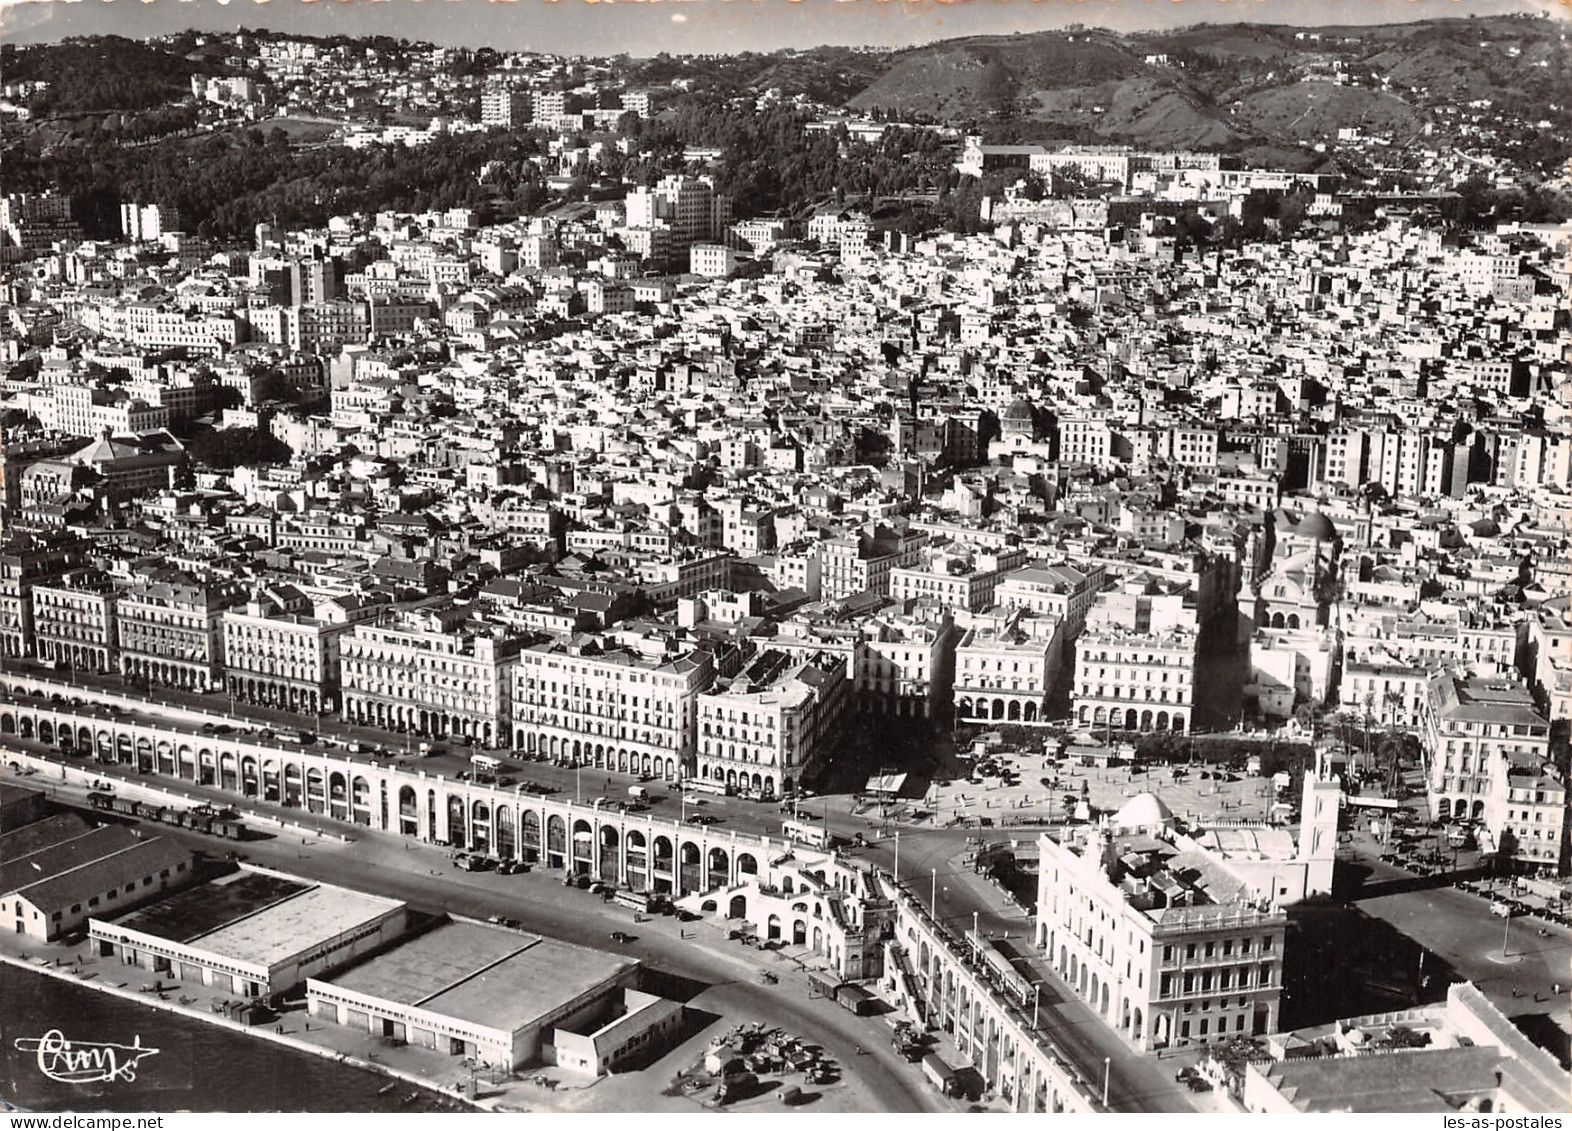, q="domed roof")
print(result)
[1002,397,1036,423]
[1297,510,1337,541]
[1110,792,1174,830]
